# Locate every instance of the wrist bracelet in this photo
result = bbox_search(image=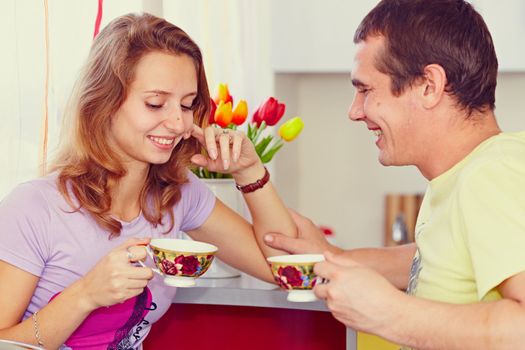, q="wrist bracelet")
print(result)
[32,311,45,347]
[235,167,270,193]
